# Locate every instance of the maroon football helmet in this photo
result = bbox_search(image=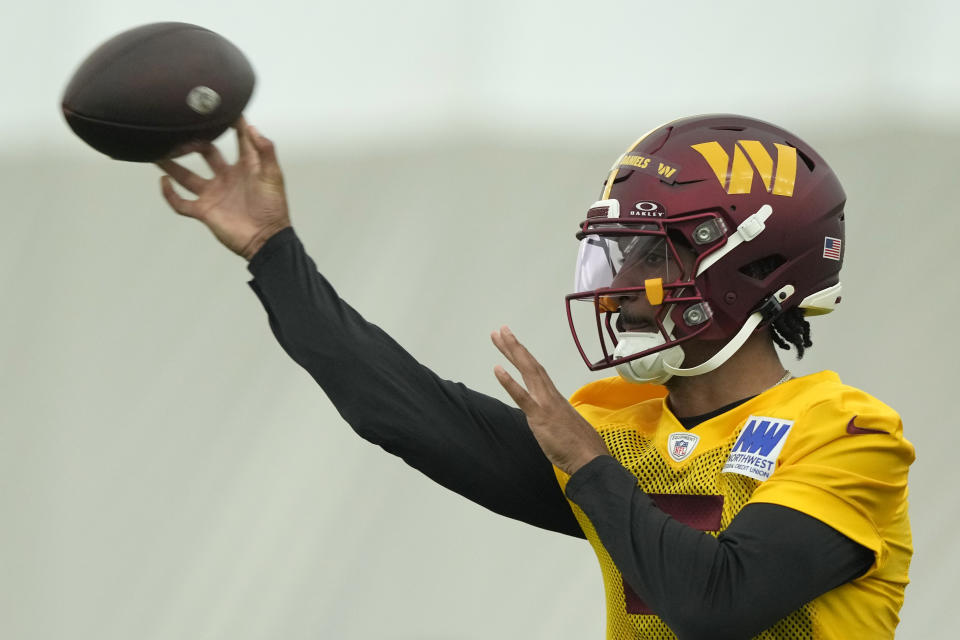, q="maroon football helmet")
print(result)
[566,114,846,383]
